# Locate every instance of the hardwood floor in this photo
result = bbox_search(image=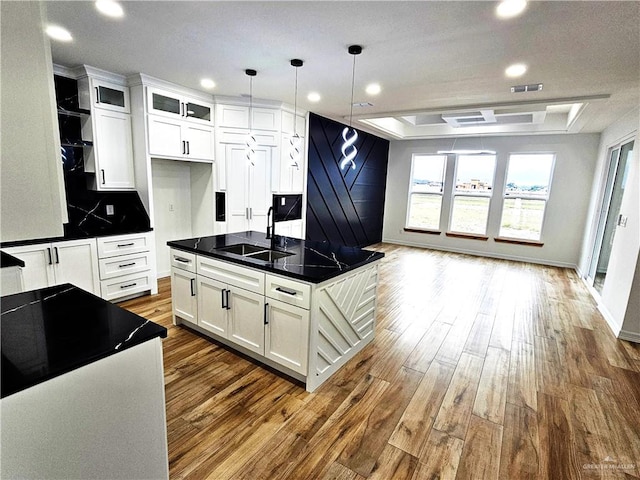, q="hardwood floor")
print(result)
[120,244,640,480]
